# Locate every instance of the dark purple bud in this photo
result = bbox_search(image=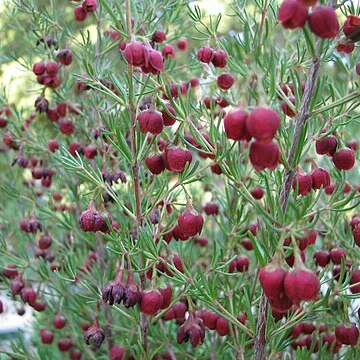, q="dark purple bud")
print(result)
[93,329,105,348]
[84,321,105,348]
[35,96,49,113]
[102,284,114,305]
[56,49,73,66]
[36,36,58,49]
[112,170,127,184]
[149,208,159,224]
[12,156,29,168]
[176,313,205,348]
[29,218,42,233]
[112,283,125,304]
[123,280,140,308]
